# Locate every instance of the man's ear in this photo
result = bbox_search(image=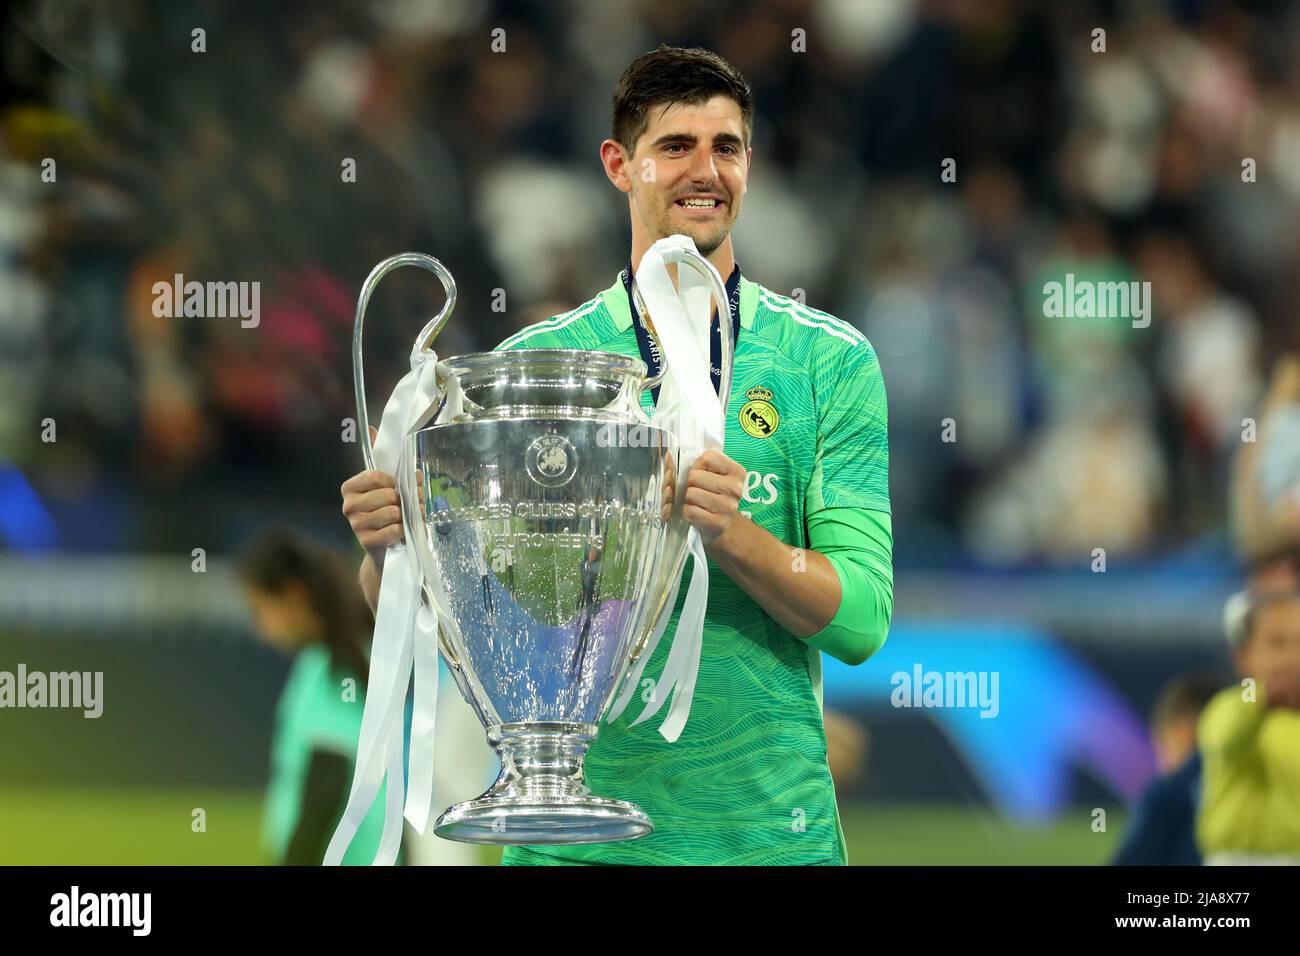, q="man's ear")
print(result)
[600,139,632,194]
